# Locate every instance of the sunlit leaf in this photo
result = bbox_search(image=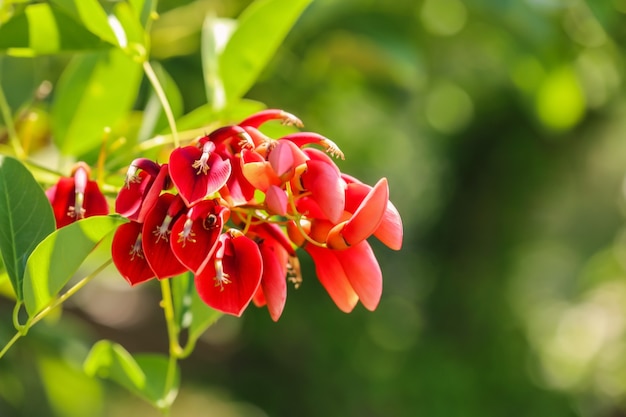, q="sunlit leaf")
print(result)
[0,156,55,300]
[201,15,236,110]
[111,1,148,55]
[219,0,312,103]
[51,48,142,156]
[84,340,179,409]
[50,0,118,45]
[0,3,109,56]
[128,0,158,28]
[22,215,127,317]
